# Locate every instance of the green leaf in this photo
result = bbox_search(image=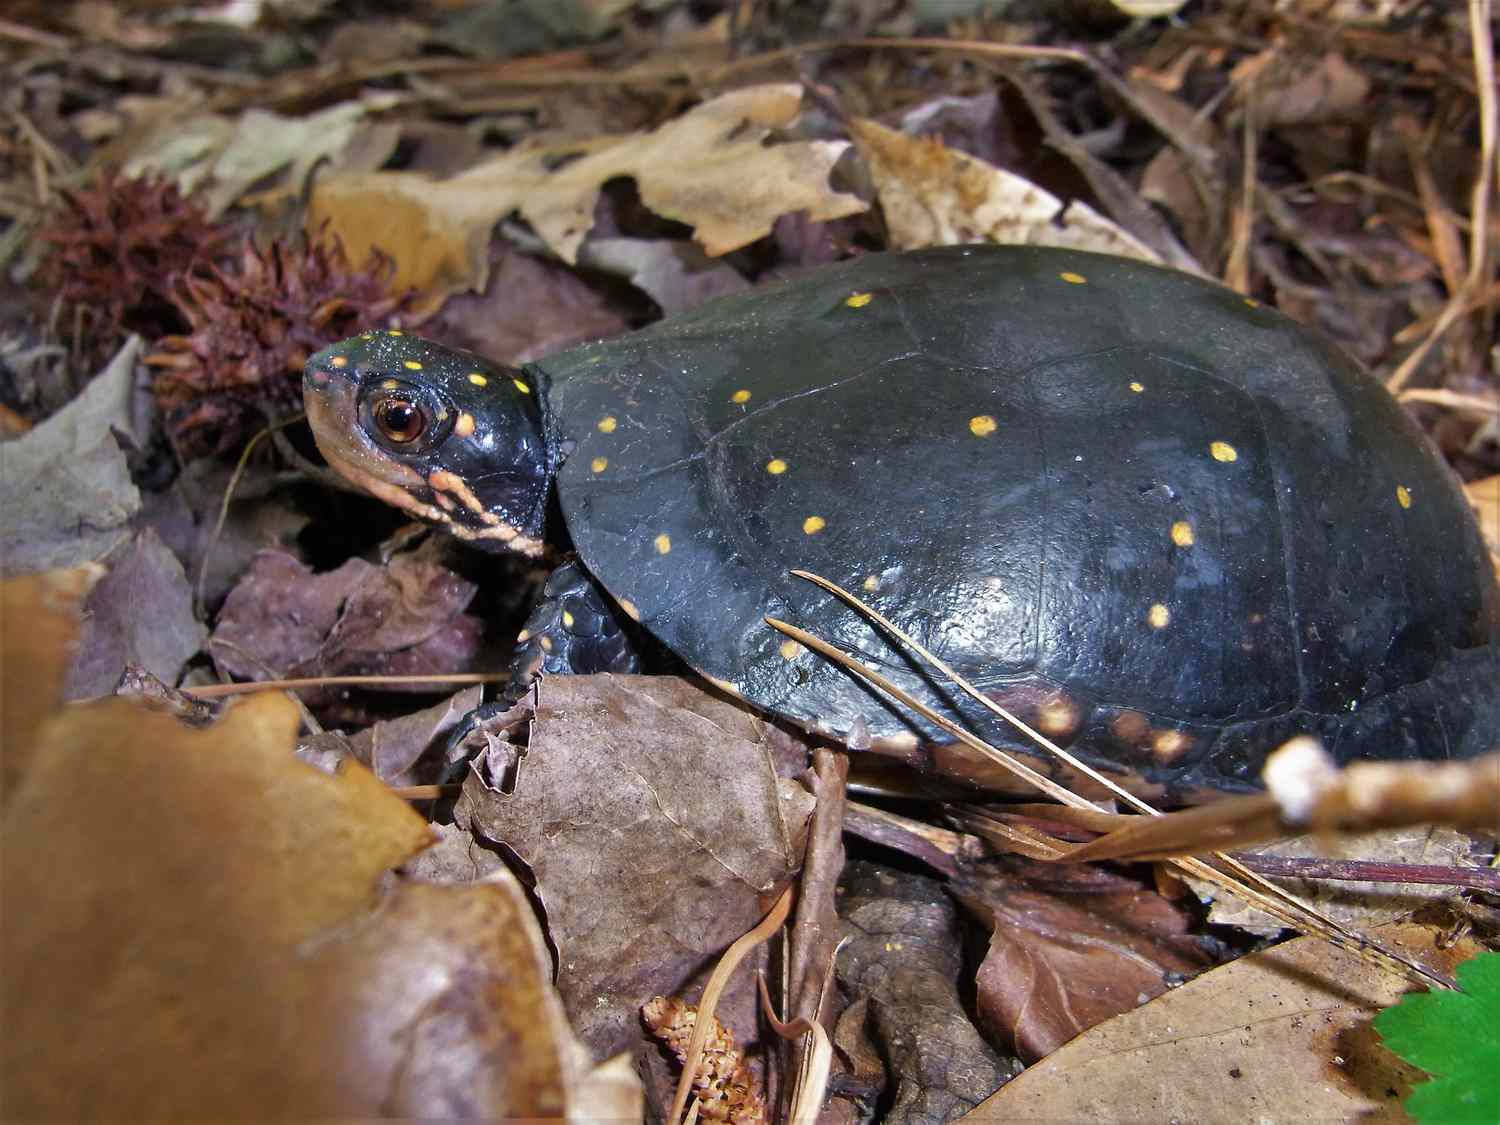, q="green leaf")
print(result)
[1374,951,1500,1124]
